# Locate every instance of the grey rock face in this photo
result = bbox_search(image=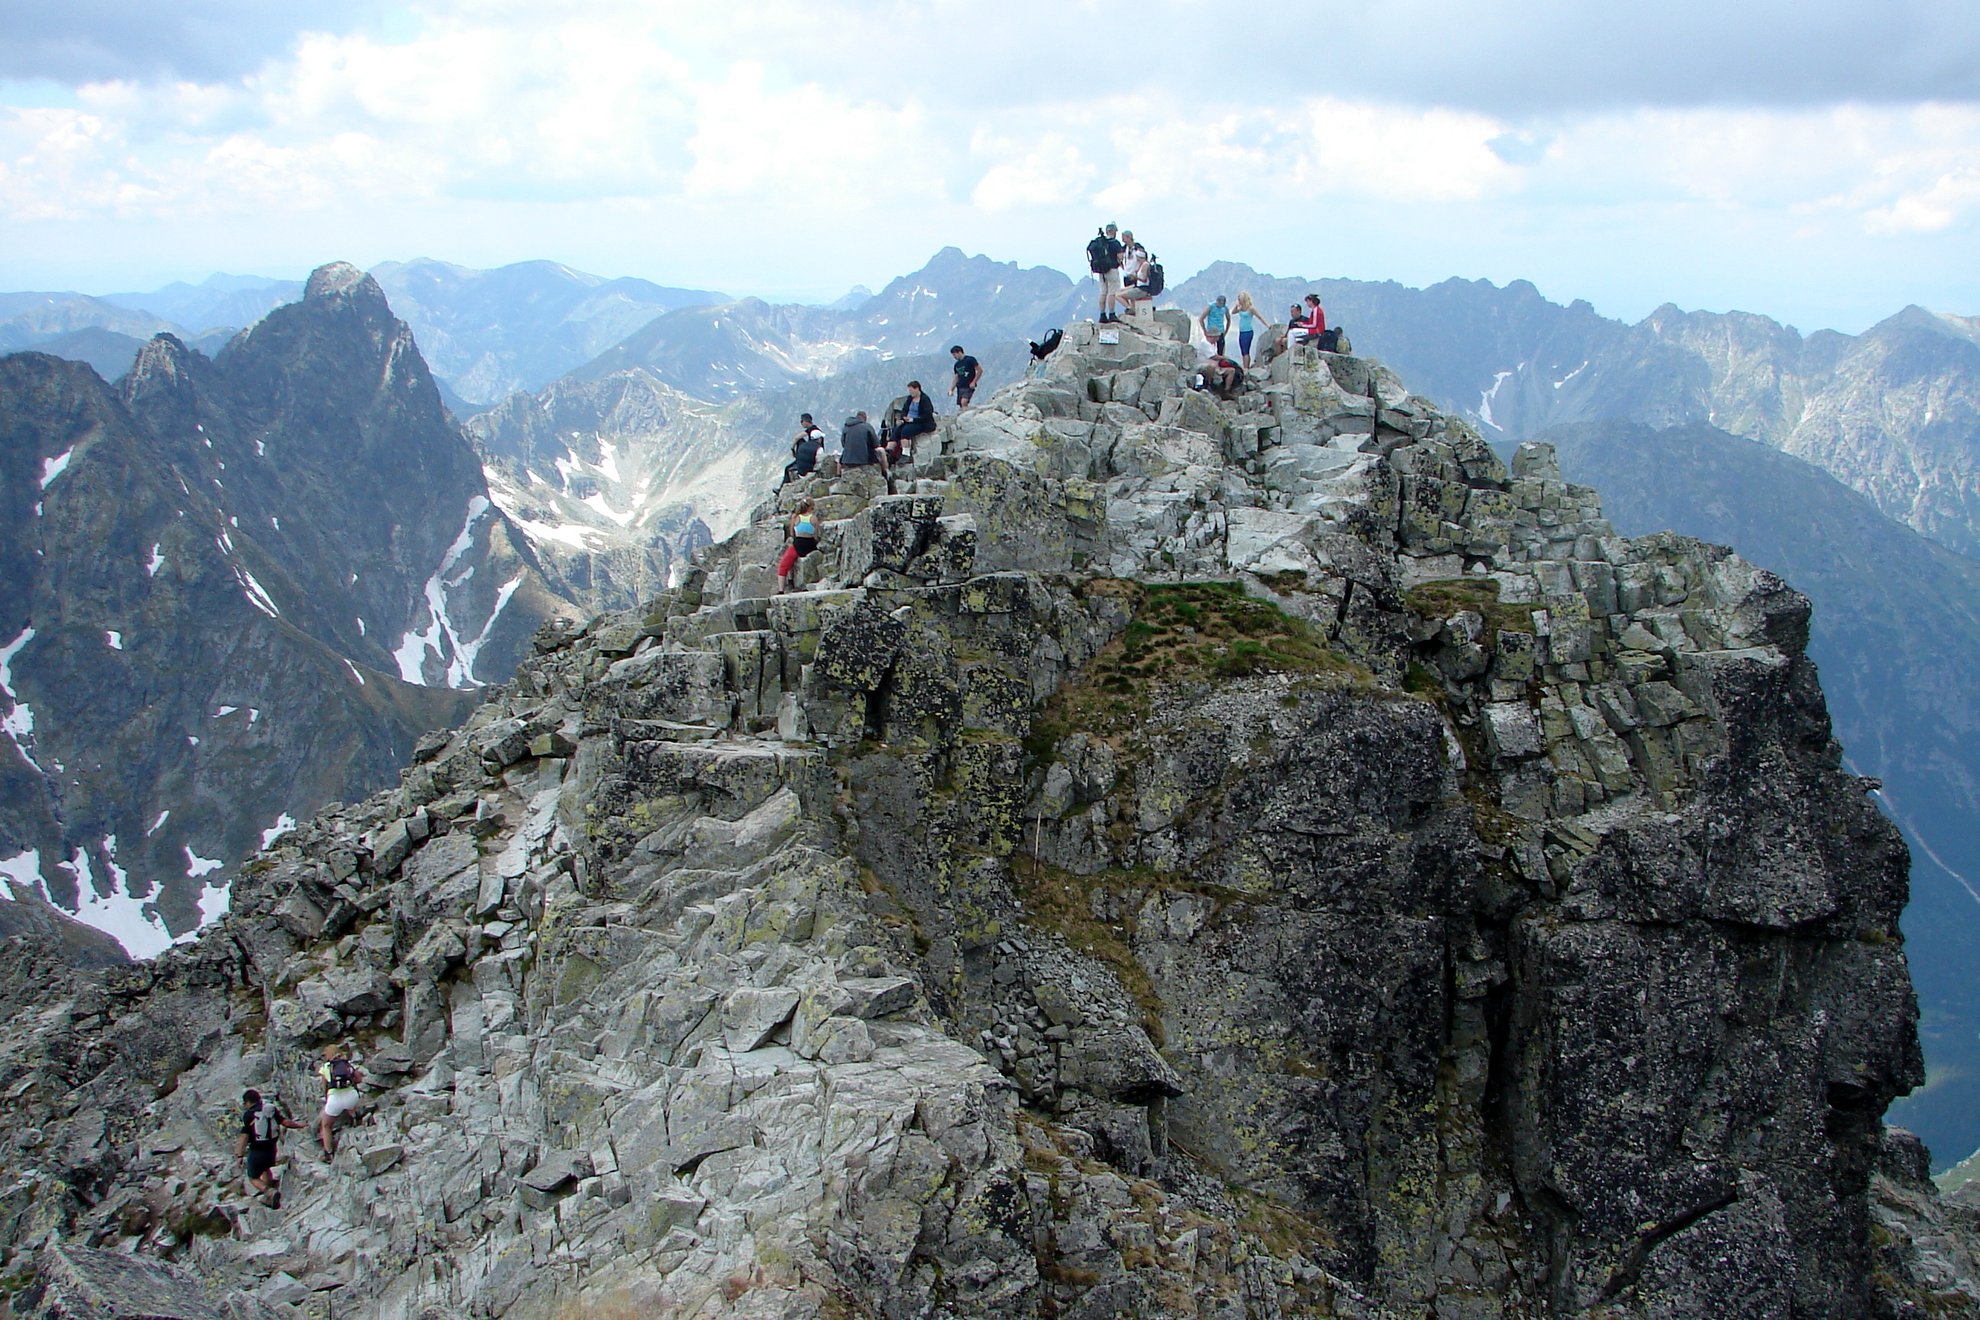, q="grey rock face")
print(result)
[0,316,1968,1318]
